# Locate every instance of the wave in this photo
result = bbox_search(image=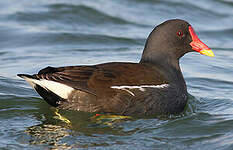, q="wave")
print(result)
[7,4,139,26]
